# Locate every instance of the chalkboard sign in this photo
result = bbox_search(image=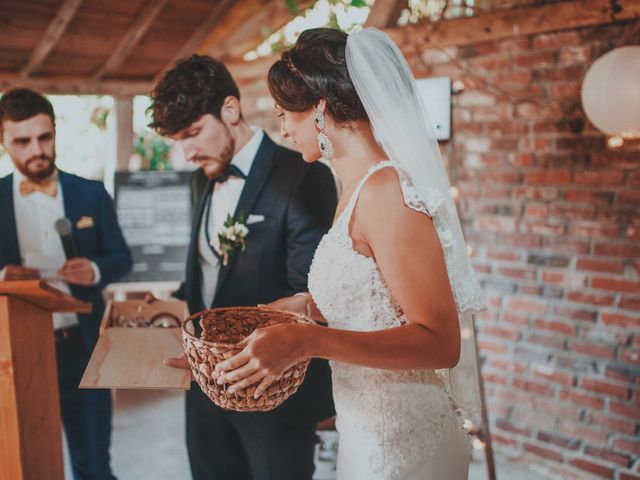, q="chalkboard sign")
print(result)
[114,171,192,282]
